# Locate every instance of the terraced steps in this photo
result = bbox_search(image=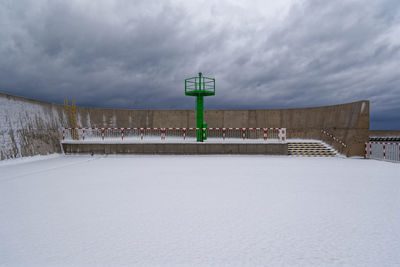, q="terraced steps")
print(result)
[288,142,337,157]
